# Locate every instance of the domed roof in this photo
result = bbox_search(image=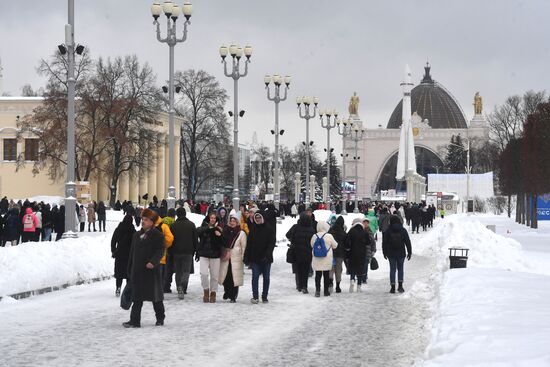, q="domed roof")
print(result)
[387,64,468,129]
